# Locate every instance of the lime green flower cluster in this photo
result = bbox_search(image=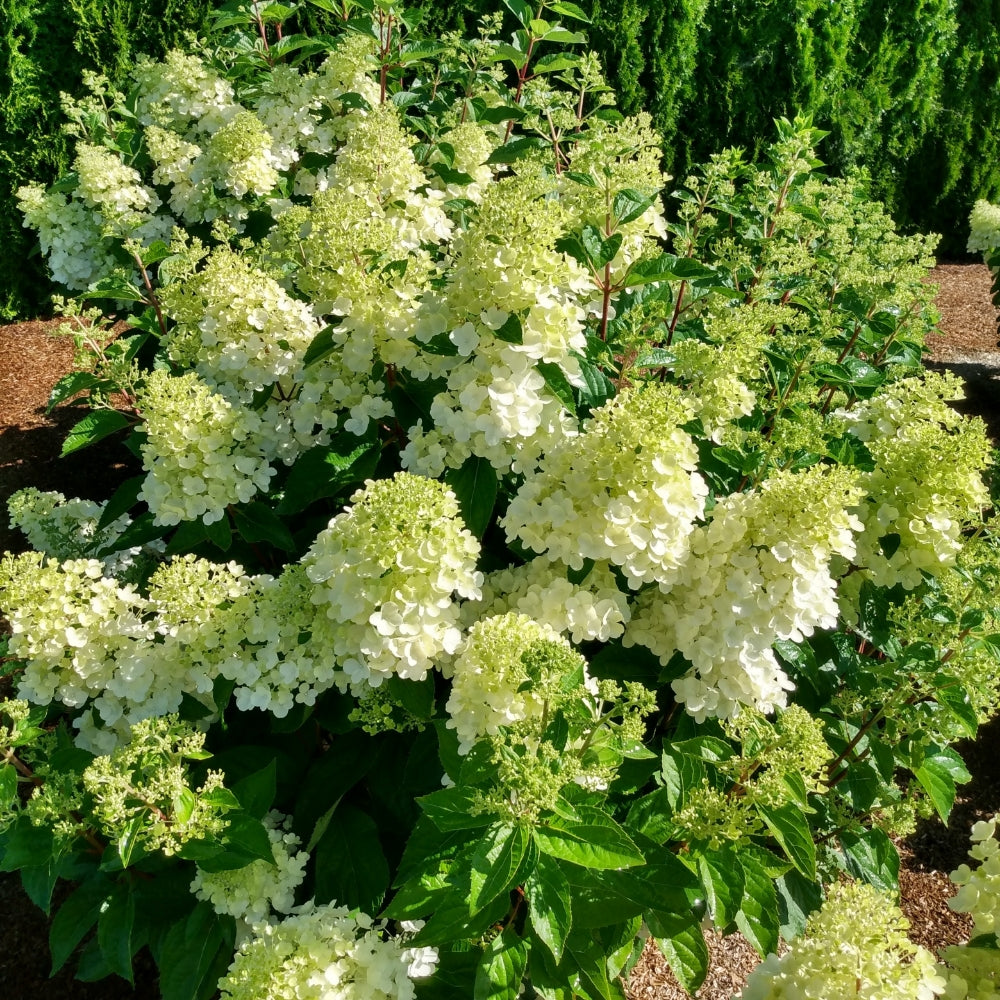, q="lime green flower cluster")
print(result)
[503,385,707,590]
[627,466,862,720]
[840,374,990,592]
[968,200,1000,255]
[217,902,436,1000]
[303,472,483,691]
[737,881,946,1000]
[137,370,275,525]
